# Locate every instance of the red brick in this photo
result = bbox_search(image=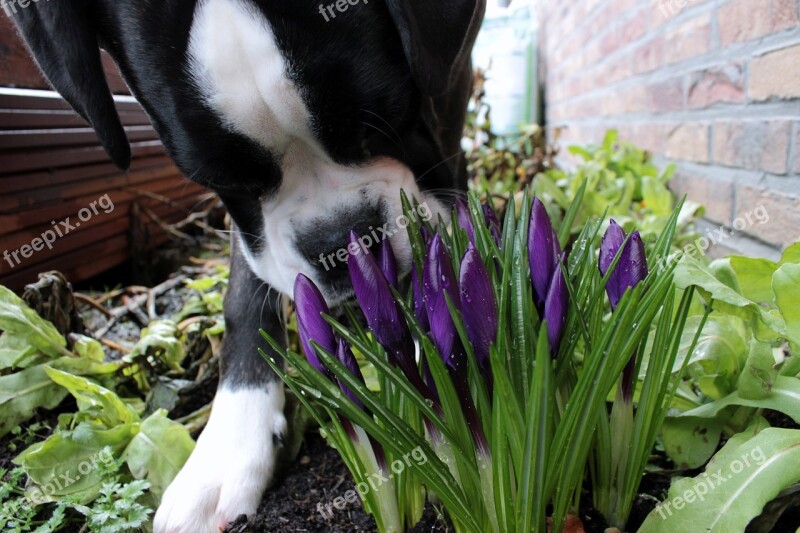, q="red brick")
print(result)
[718,0,798,46]
[687,62,746,108]
[633,36,665,75]
[735,185,800,247]
[646,78,685,112]
[667,123,709,163]
[618,123,667,154]
[794,125,800,174]
[713,121,791,174]
[670,172,734,225]
[750,44,800,101]
[665,13,712,64]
